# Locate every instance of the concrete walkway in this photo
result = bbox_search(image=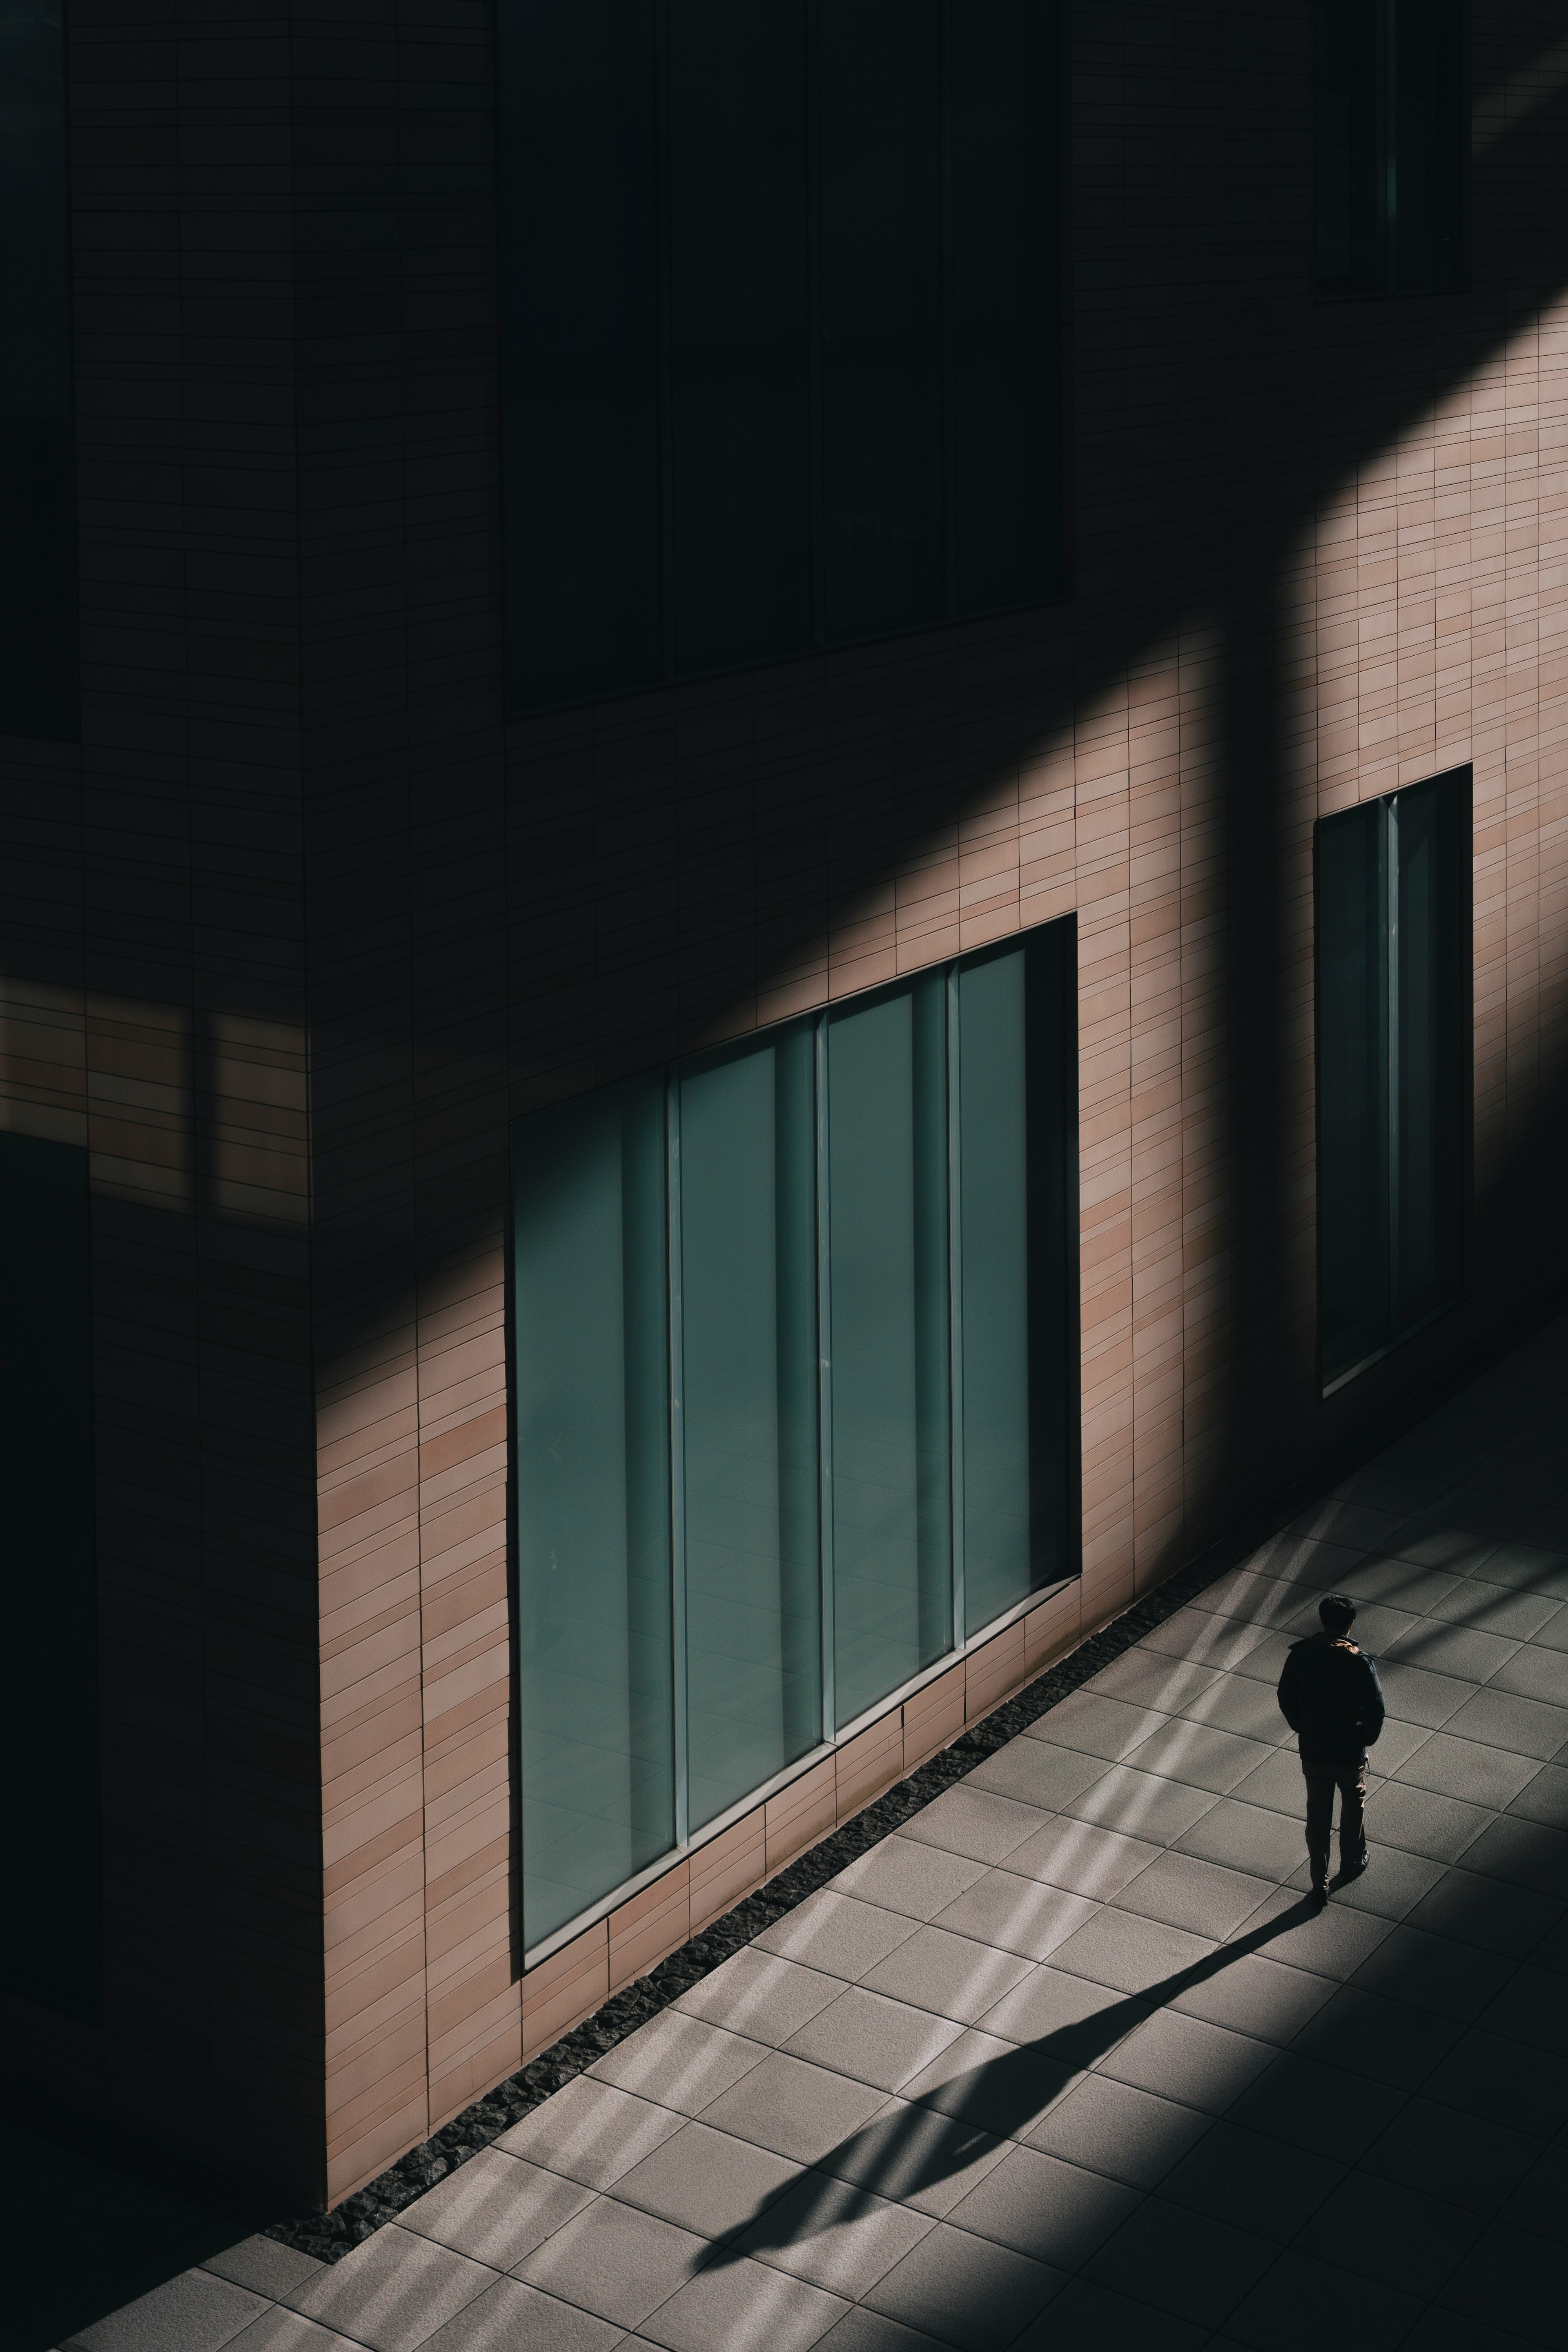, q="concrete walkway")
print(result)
[57,1318,1568,2352]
